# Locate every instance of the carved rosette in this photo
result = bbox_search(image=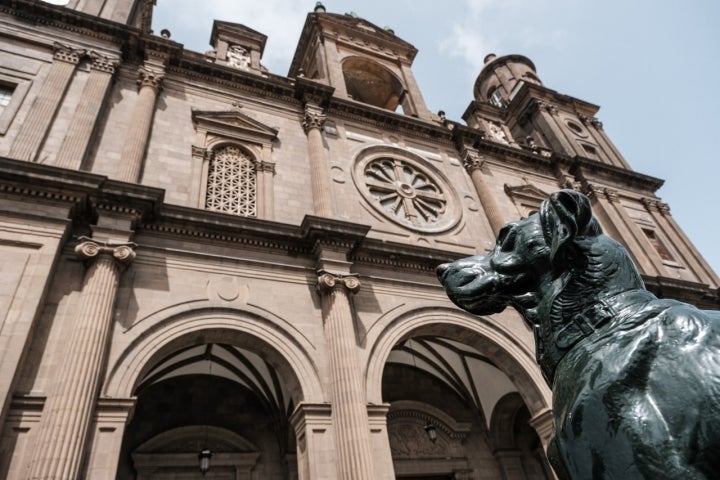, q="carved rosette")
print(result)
[137,67,165,92]
[53,42,85,64]
[302,106,326,133]
[89,52,118,74]
[317,271,360,295]
[75,237,136,270]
